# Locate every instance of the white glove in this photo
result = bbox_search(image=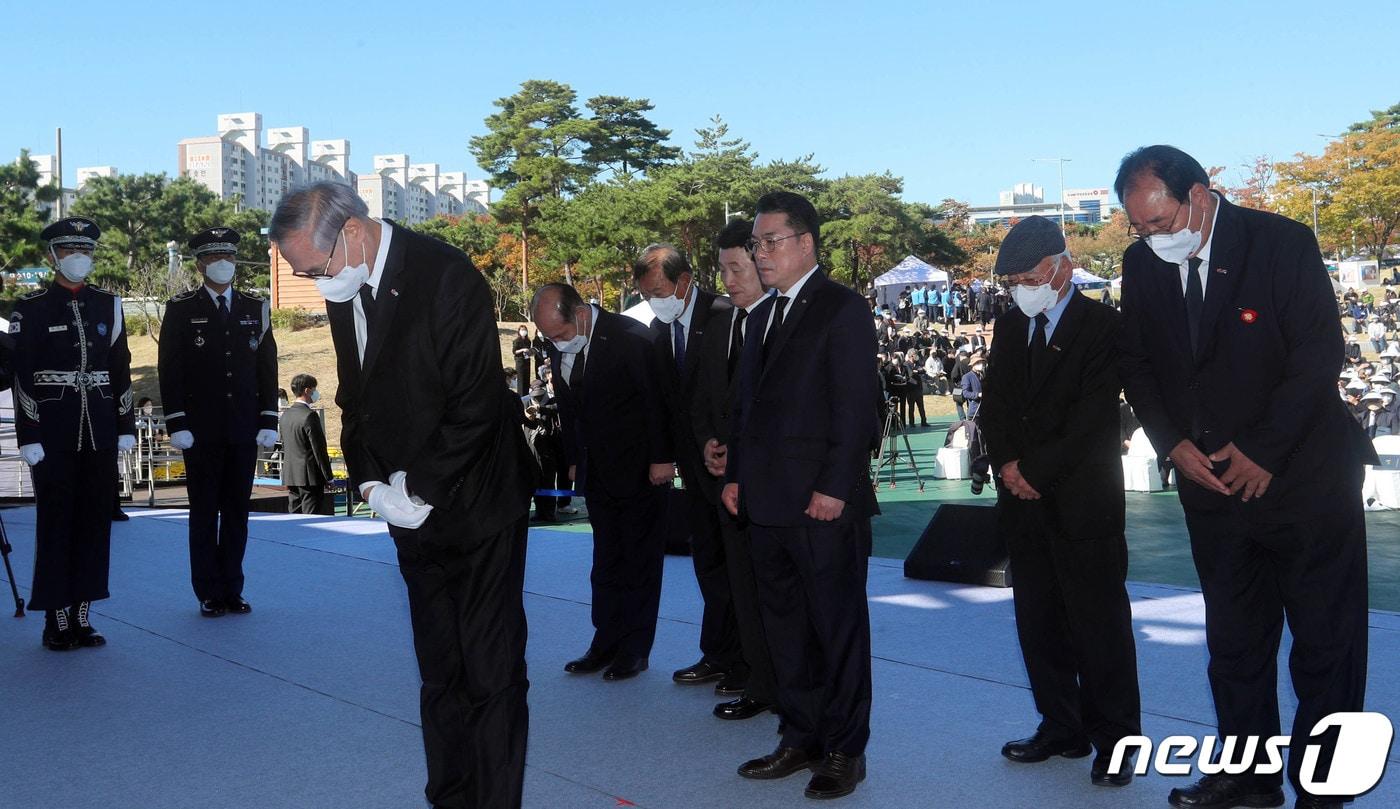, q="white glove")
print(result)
[170,430,195,450]
[367,471,433,529]
[117,434,136,453]
[19,443,45,466]
[255,429,279,449]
